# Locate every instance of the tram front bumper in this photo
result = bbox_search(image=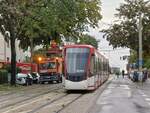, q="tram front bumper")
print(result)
[65,80,88,90]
